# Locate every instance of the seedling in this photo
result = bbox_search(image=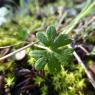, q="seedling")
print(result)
[30,26,73,73]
